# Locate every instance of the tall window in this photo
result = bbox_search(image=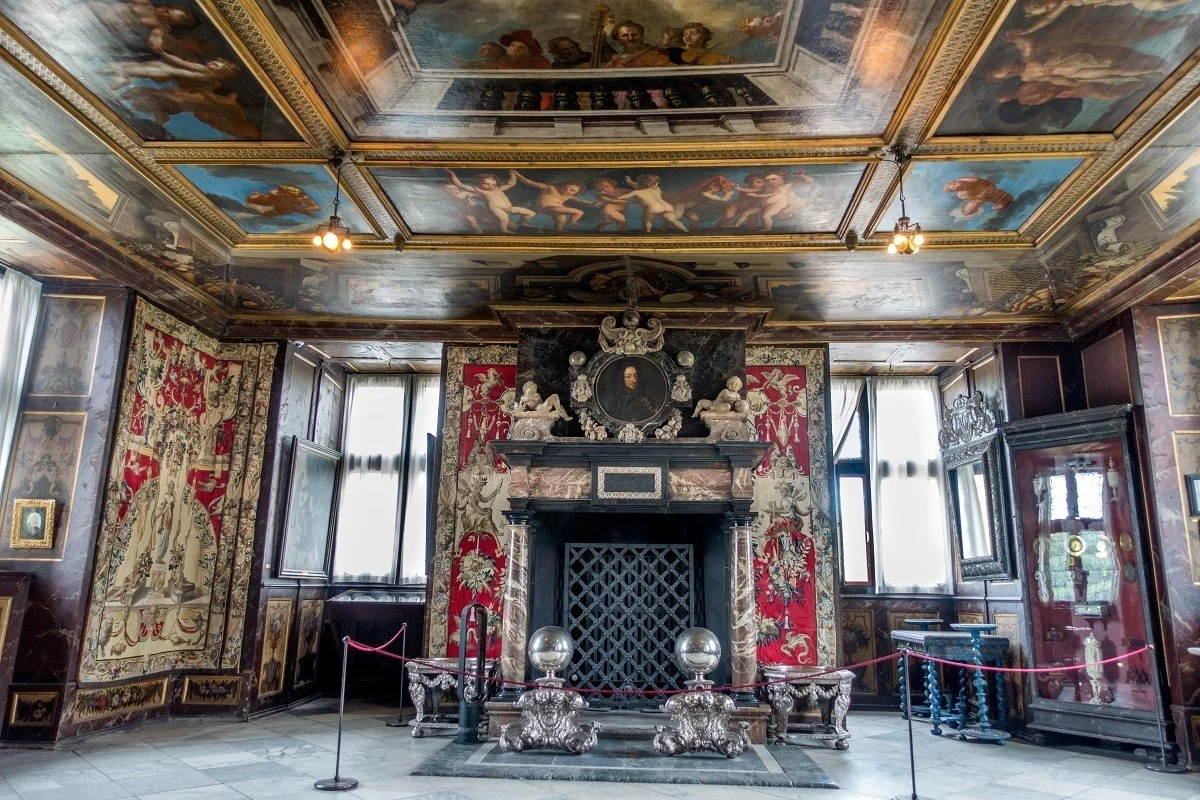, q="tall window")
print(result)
[833,379,871,586]
[868,376,953,593]
[0,269,41,491]
[332,373,441,585]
